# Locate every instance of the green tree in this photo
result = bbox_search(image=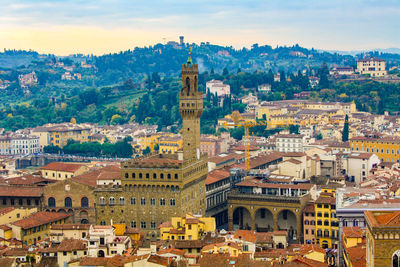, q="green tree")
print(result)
[289,124,300,134]
[342,114,349,142]
[142,146,151,155]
